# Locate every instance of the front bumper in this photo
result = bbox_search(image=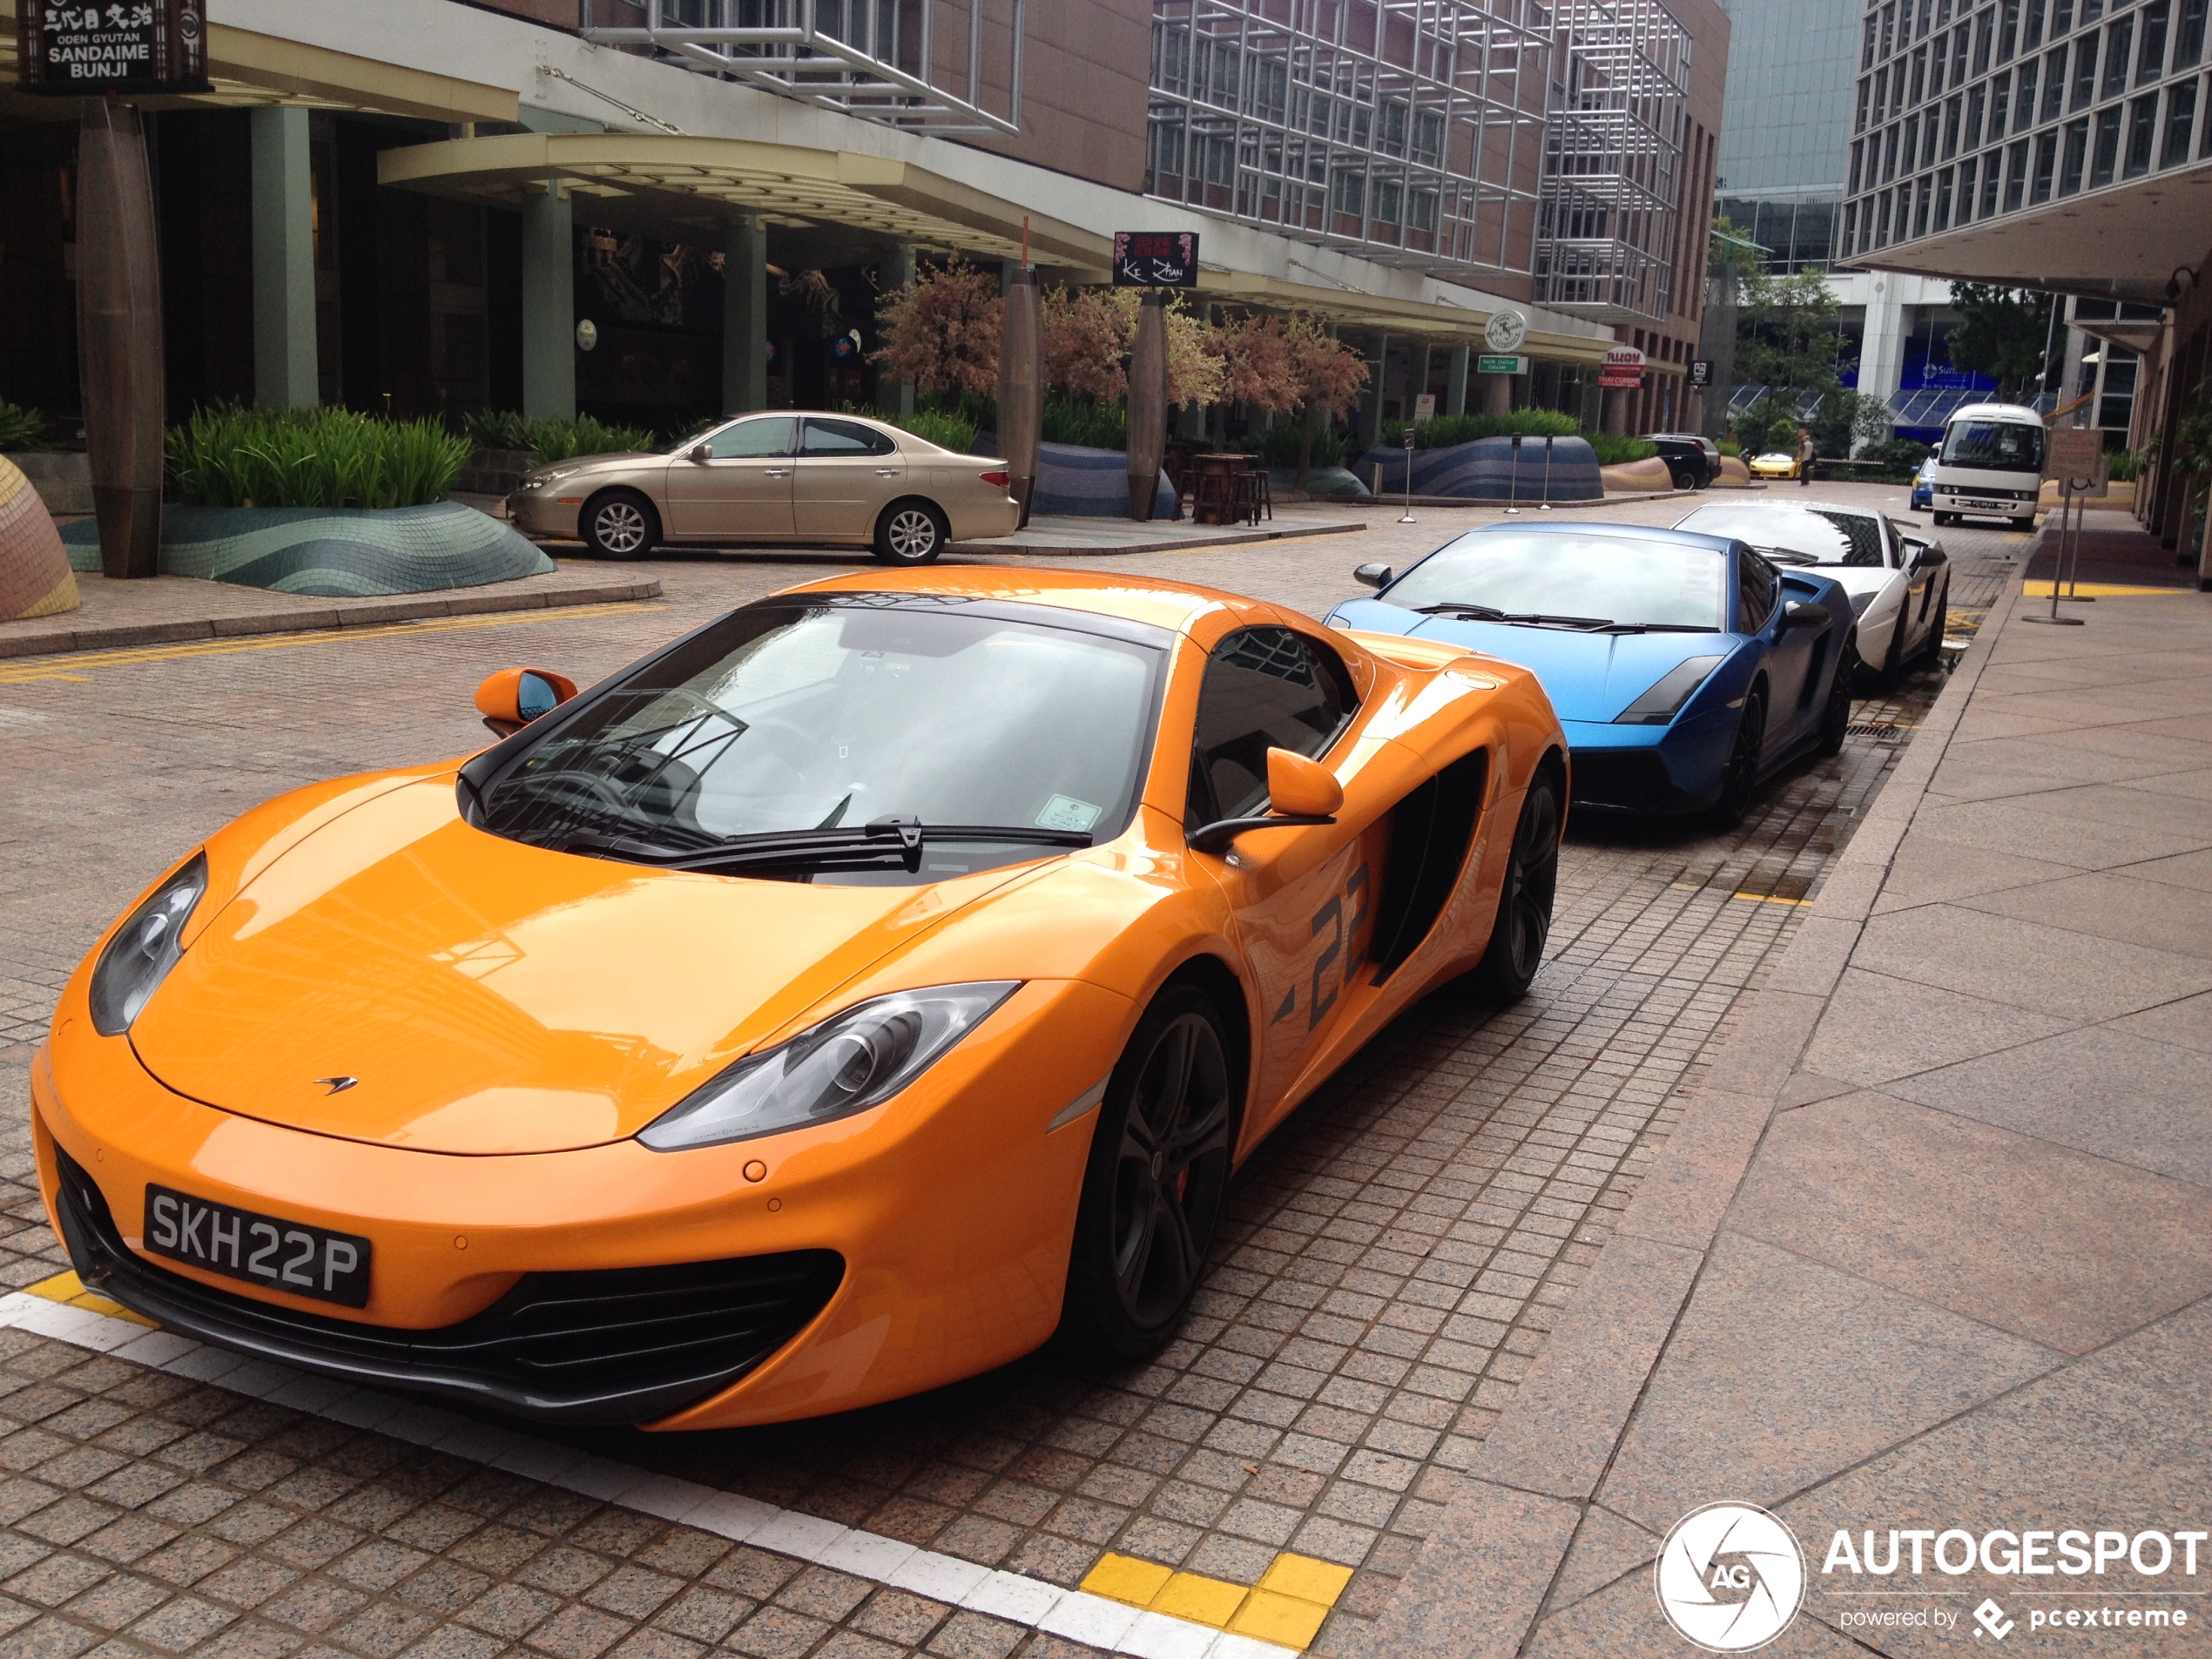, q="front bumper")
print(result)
[1562,708,1737,815]
[31,972,1130,1428]
[506,489,582,539]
